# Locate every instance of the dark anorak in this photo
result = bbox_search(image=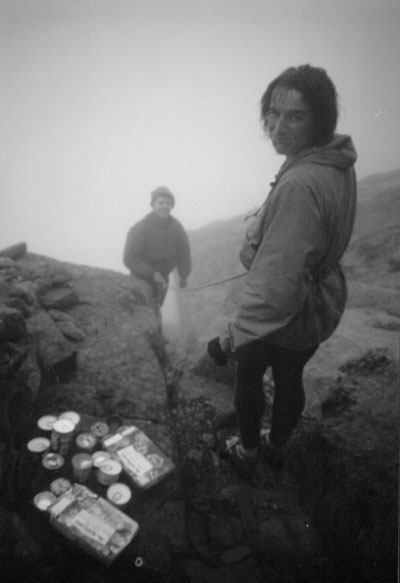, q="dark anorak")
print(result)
[123,212,191,284]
